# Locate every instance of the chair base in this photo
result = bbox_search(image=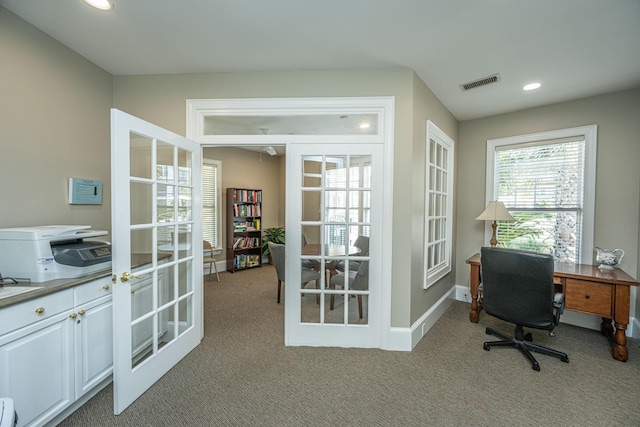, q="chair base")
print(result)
[483,324,569,371]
